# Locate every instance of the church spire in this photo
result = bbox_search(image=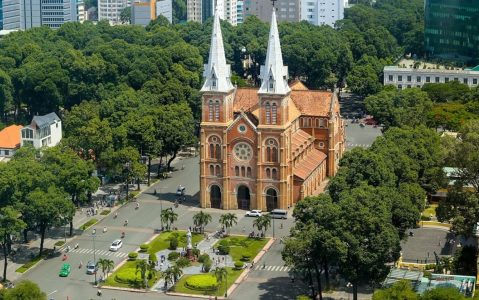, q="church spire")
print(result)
[201,9,234,93]
[258,9,290,95]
